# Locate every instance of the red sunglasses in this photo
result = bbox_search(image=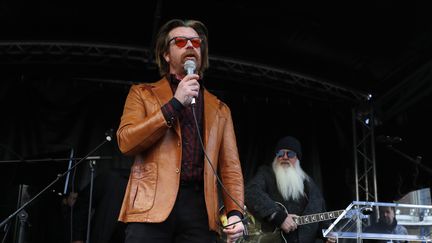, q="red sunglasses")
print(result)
[169,36,202,48]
